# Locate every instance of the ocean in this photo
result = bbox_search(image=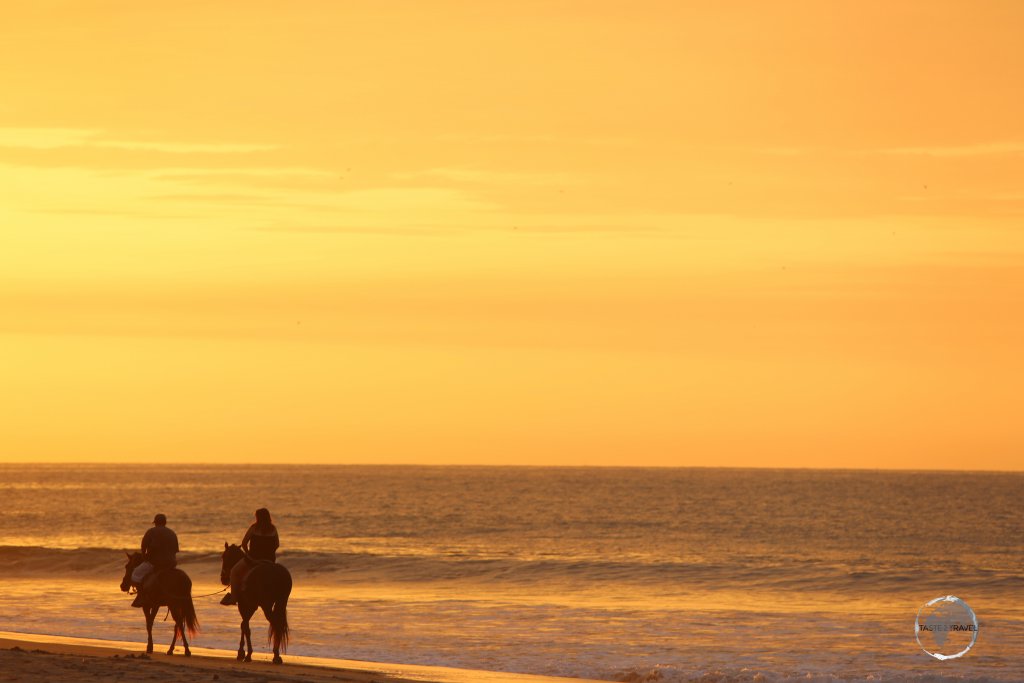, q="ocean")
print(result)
[1,464,1022,682]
